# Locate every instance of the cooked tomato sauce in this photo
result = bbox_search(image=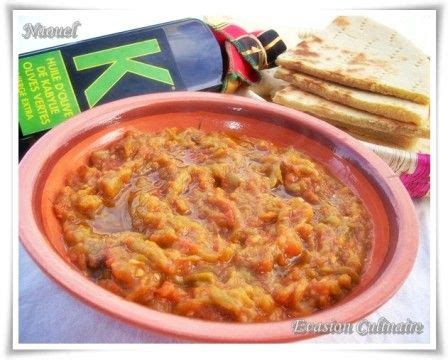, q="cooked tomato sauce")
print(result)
[54,128,372,322]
